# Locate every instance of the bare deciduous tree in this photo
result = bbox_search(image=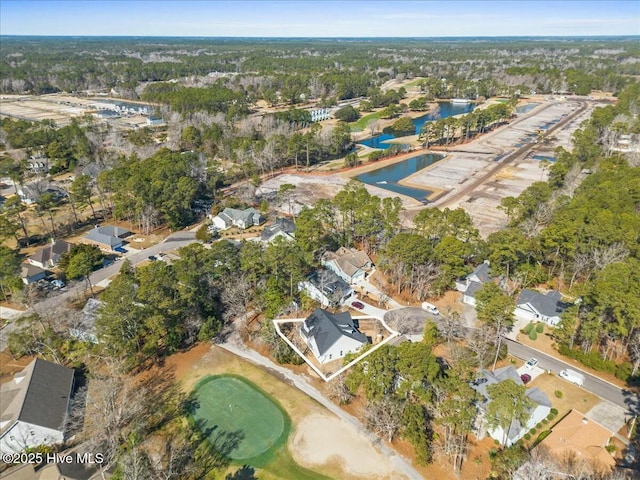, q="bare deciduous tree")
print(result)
[364,396,405,442]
